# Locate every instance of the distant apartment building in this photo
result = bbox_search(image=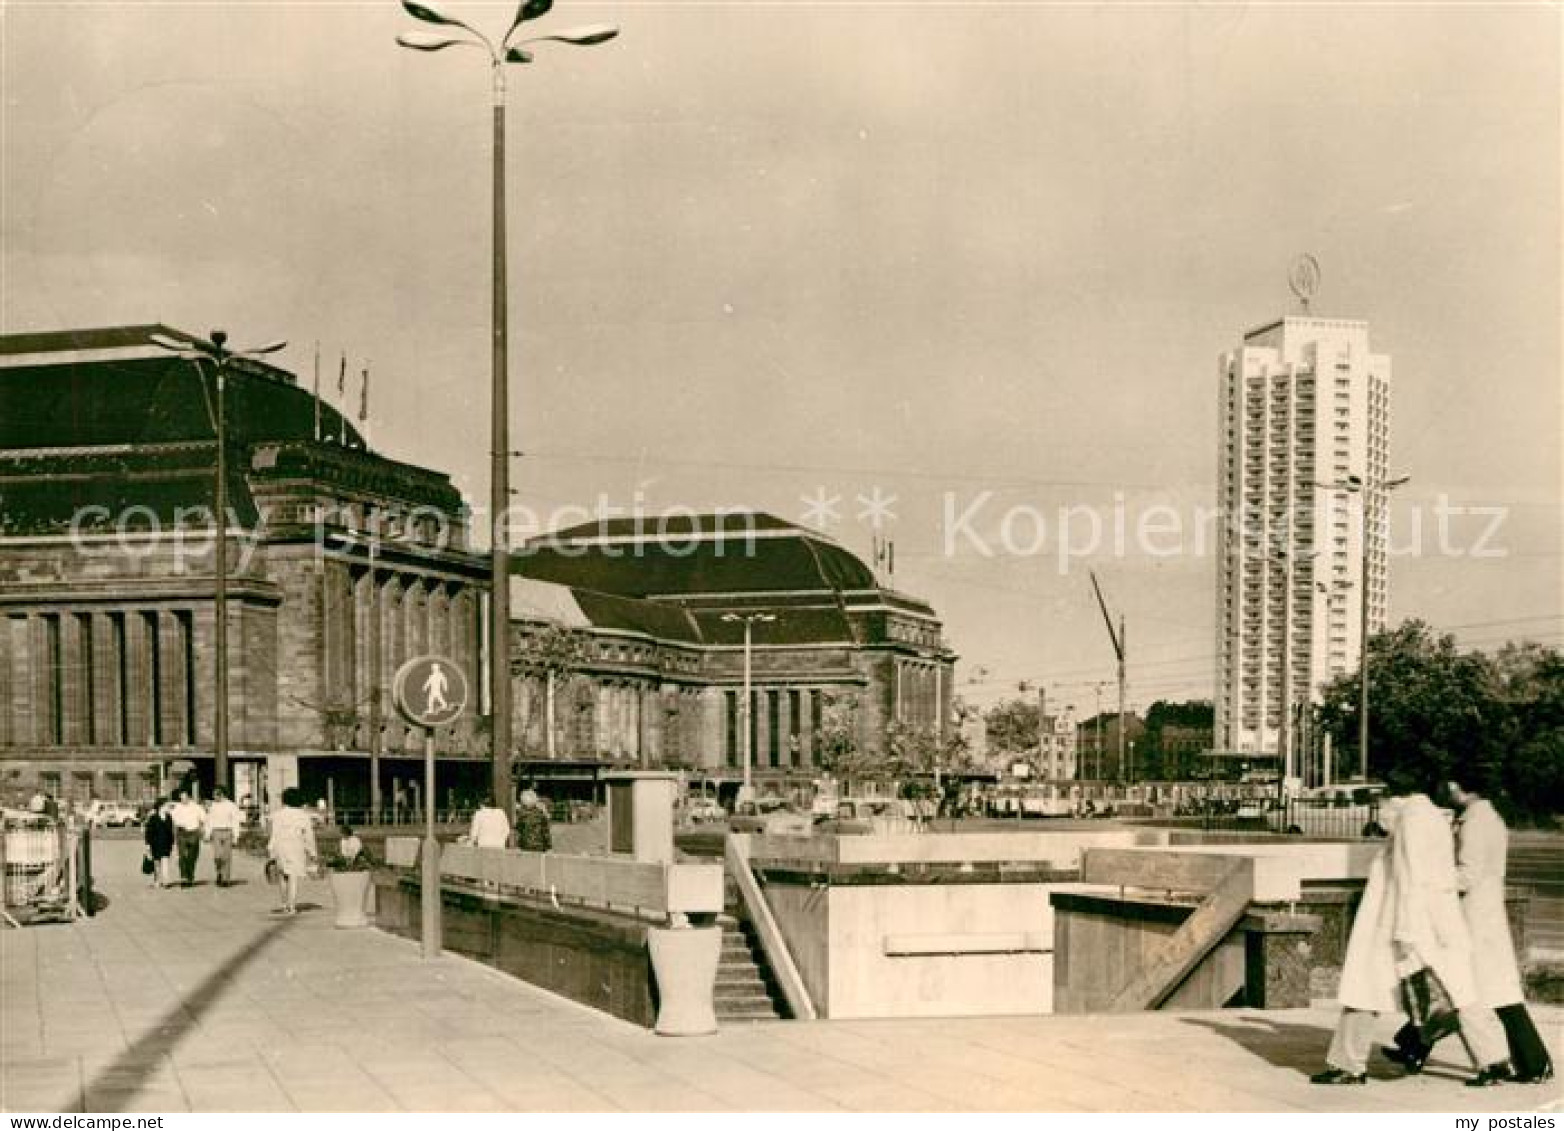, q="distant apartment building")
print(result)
[1214,316,1392,761]
[1037,709,1077,781]
[1076,711,1145,781]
